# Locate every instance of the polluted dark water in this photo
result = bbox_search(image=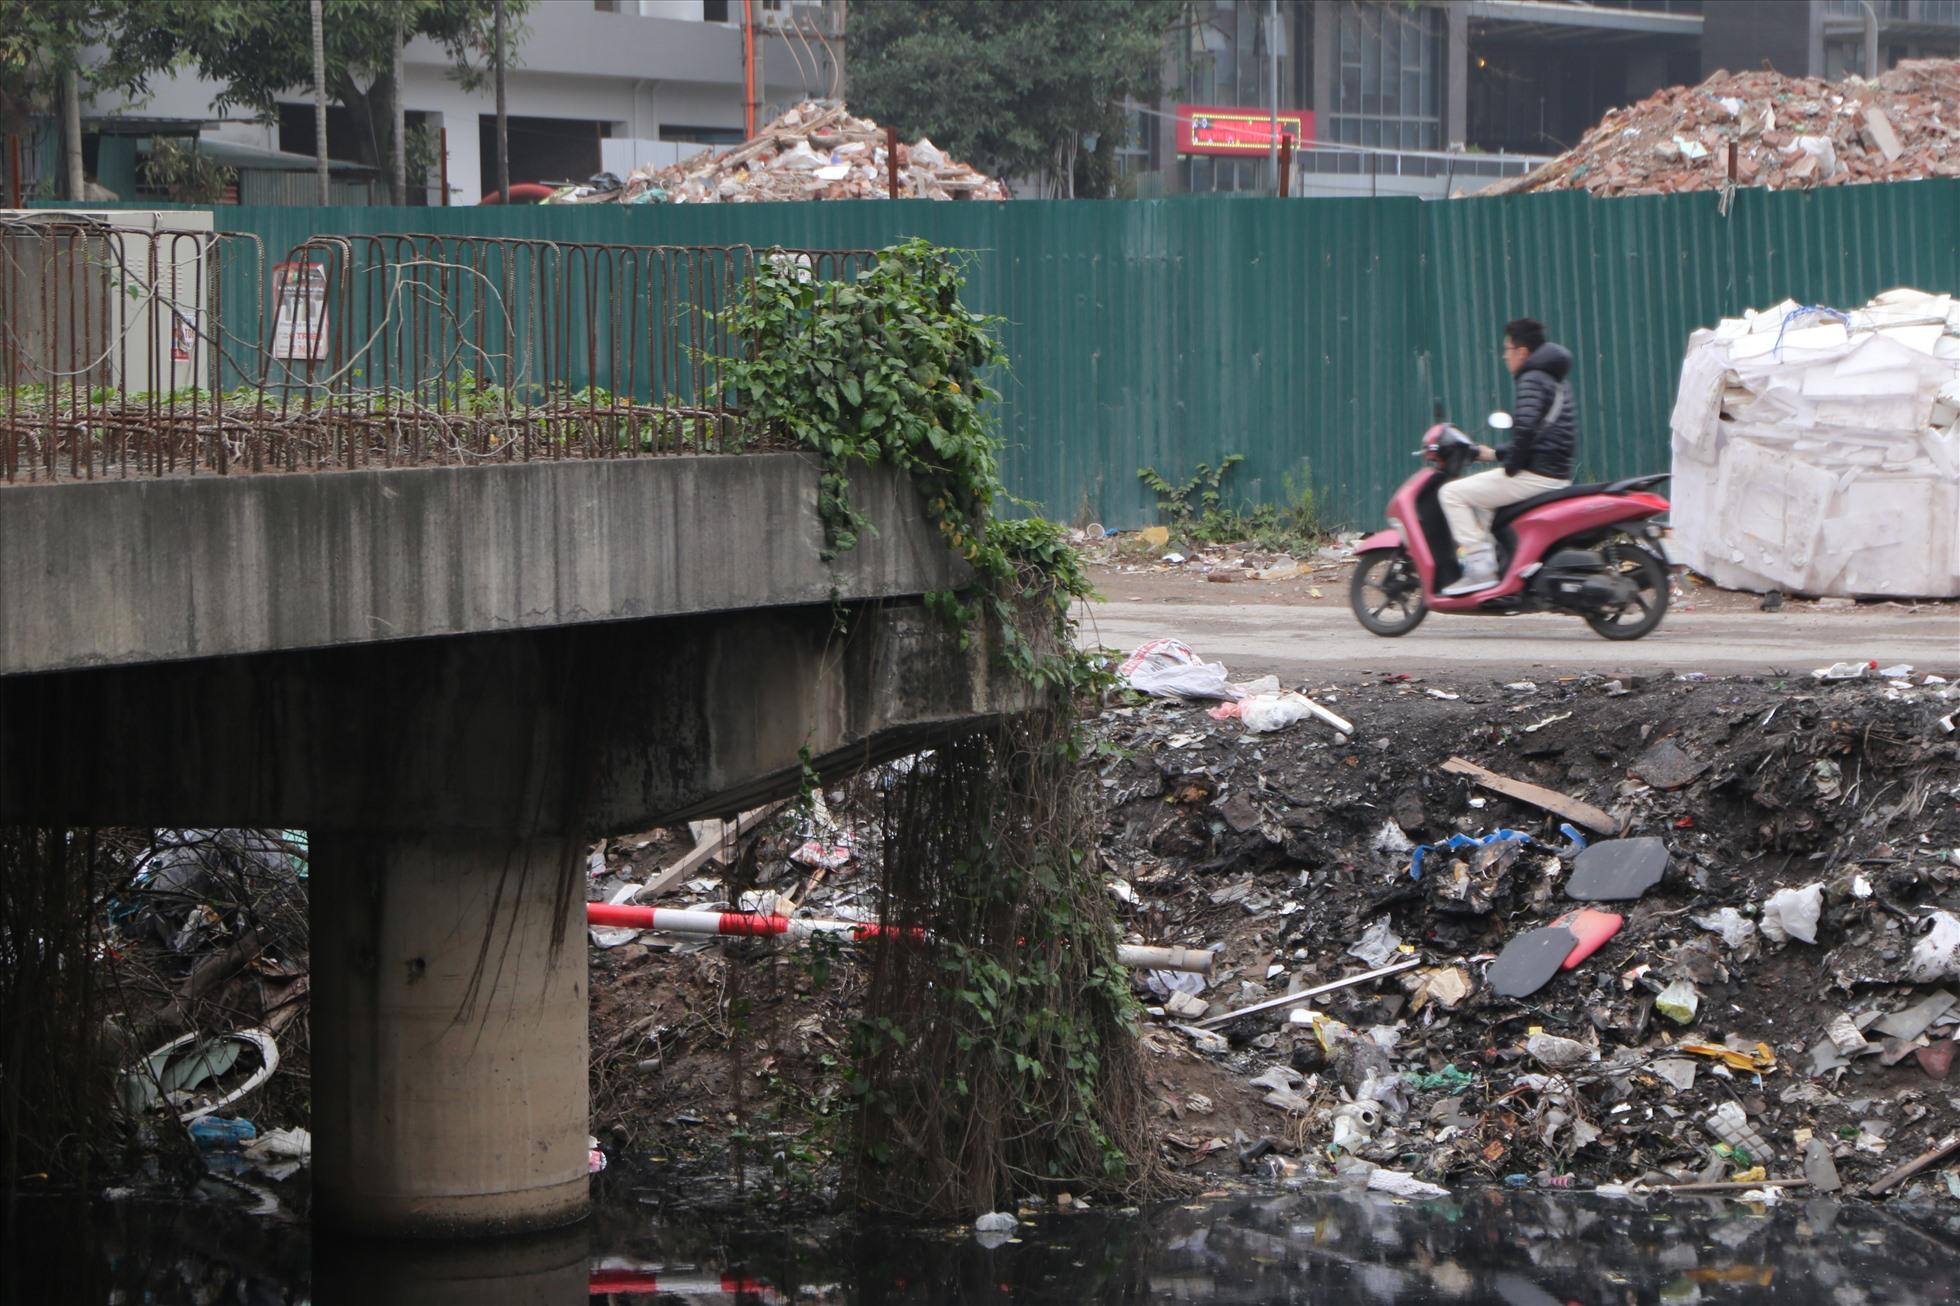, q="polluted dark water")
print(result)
[6,1181,1960,1304]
